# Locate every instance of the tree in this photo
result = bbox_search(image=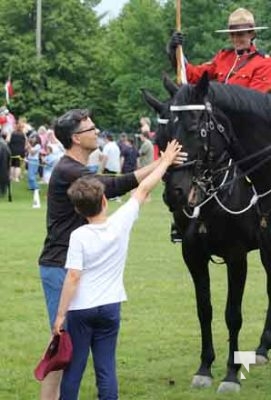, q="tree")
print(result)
[0,0,103,125]
[0,0,270,130]
[97,0,173,131]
